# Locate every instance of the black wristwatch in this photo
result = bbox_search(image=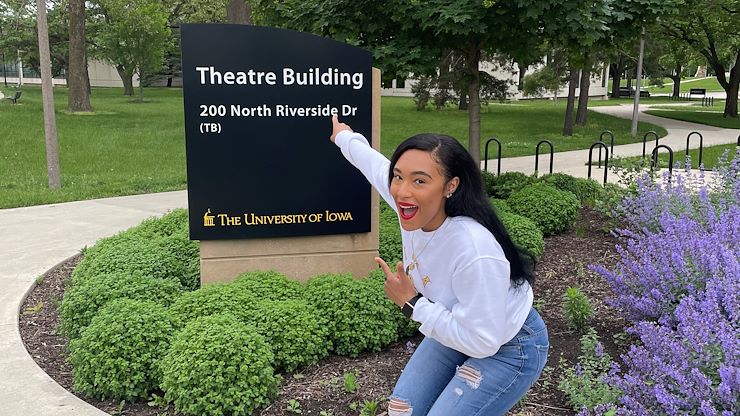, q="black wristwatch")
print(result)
[401,294,423,319]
